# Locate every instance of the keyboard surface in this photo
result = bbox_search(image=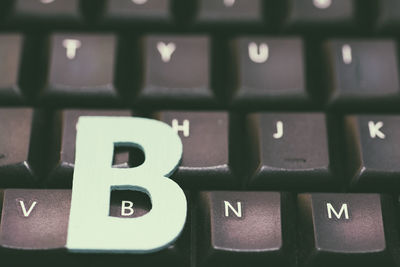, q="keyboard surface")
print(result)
[1,0,400,266]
